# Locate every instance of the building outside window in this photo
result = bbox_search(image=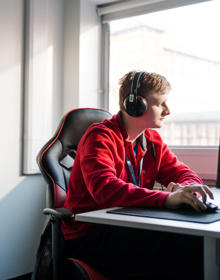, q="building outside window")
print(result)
[108,0,220,147]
